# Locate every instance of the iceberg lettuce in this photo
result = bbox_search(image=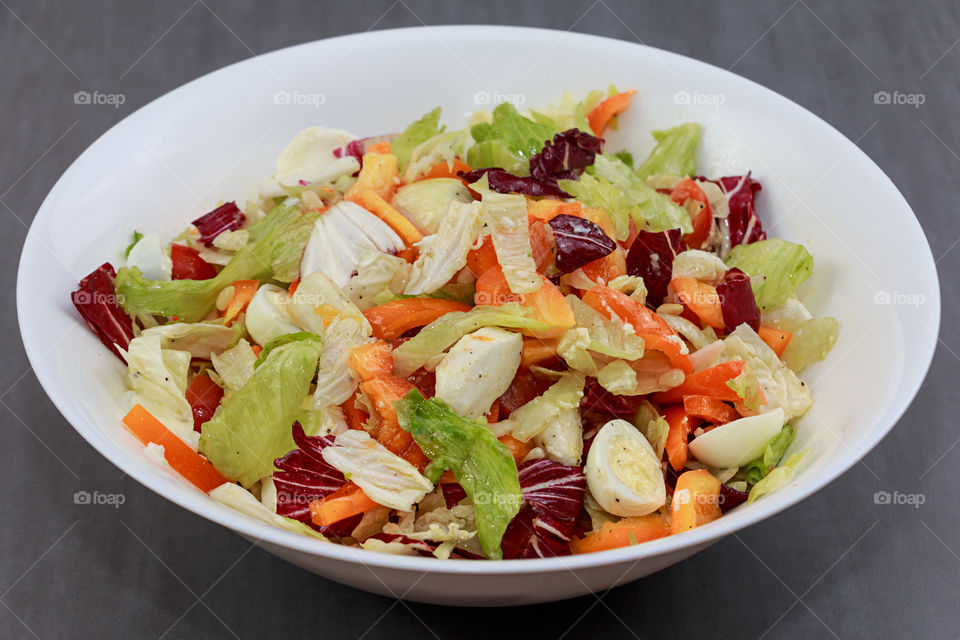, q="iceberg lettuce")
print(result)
[725,238,814,310]
[635,123,701,179]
